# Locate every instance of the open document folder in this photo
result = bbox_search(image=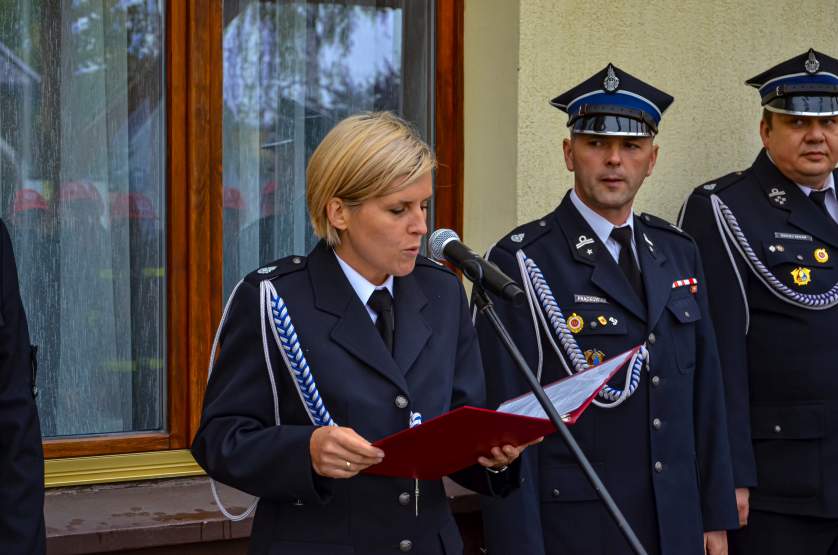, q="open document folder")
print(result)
[364,346,640,479]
